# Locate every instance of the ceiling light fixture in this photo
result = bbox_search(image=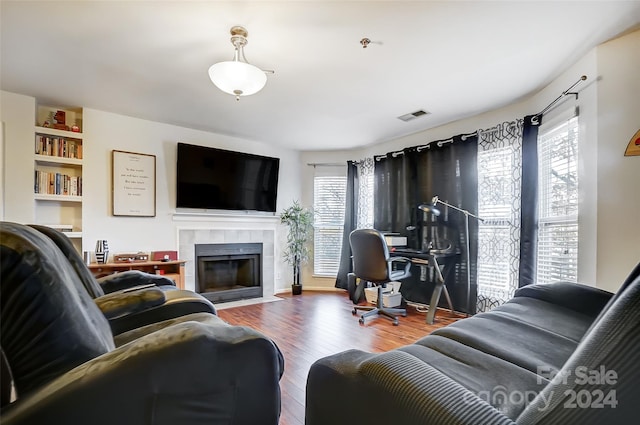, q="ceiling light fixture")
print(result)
[208,26,271,101]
